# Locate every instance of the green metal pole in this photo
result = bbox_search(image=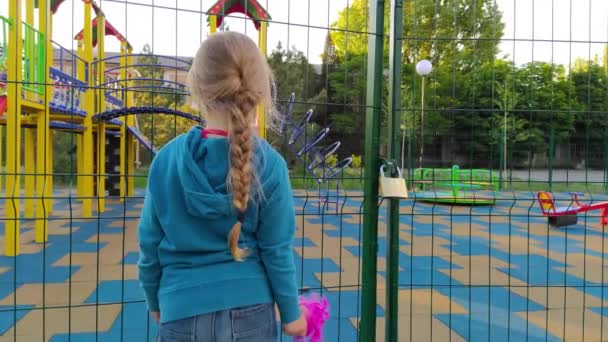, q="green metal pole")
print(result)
[498,134,504,191]
[385,0,403,341]
[360,0,385,341]
[548,127,555,191]
[408,128,413,187]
